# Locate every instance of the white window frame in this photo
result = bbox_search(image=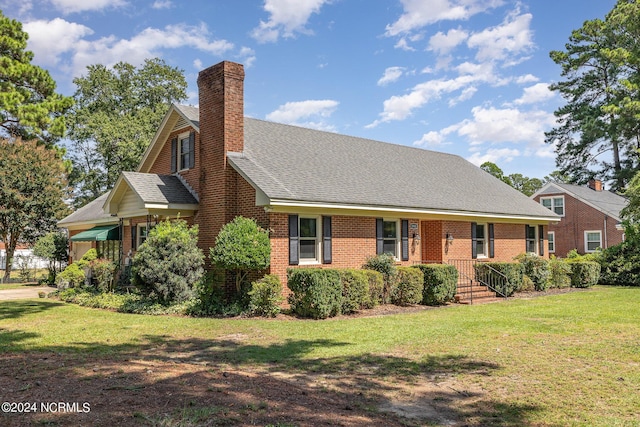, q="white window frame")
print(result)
[382,218,401,260]
[475,223,488,259]
[298,216,321,265]
[540,196,565,217]
[584,230,602,253]
[525,225,538,254]
[548,231,555,254]
[178,132,192,171]
[137,222,157,248]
